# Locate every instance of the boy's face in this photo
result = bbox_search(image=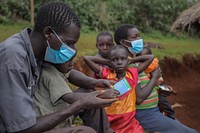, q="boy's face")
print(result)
[109,48,128,73]
[96,35,114,58]
[54,54,76,73]
[120,28,141,56]
[120,28,141,47]
[127,28,141,42]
